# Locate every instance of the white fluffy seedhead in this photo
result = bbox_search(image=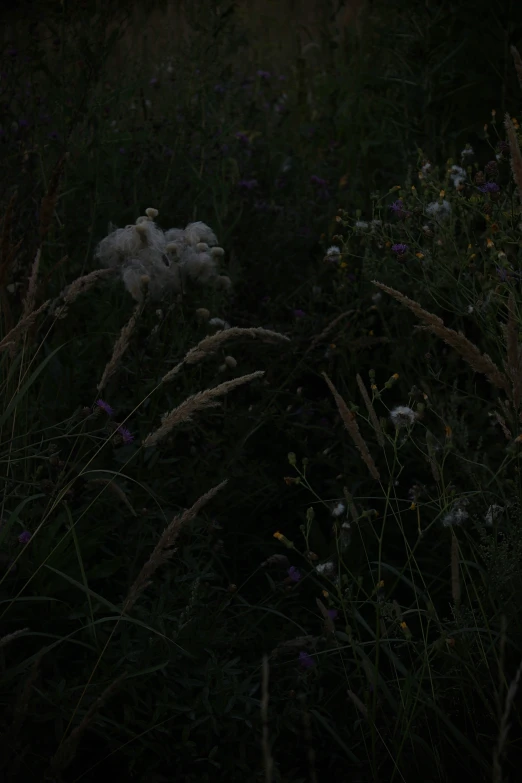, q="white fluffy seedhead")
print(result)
[183,221,218,247]
[95,213,230,303]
